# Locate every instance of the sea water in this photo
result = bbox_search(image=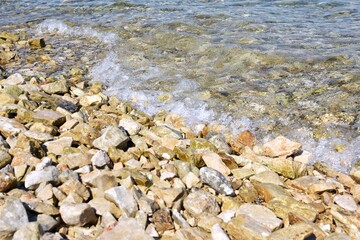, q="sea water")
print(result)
[1,0,359,172]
